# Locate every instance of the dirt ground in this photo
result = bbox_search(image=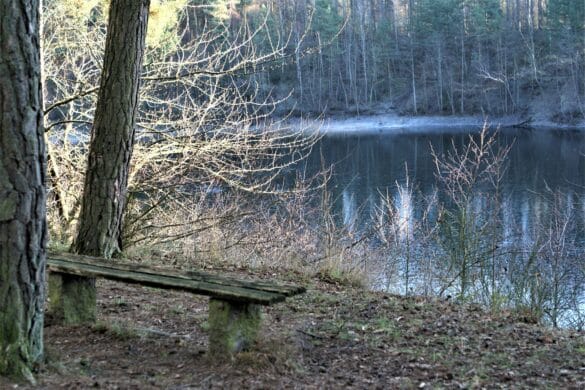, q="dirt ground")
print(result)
[2,267,585,389]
